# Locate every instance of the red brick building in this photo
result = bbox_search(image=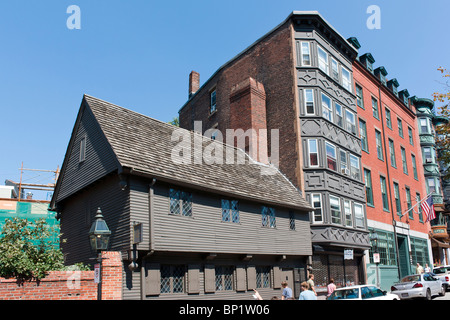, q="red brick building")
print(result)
[179,11,371,296]
[349,37,431,289]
